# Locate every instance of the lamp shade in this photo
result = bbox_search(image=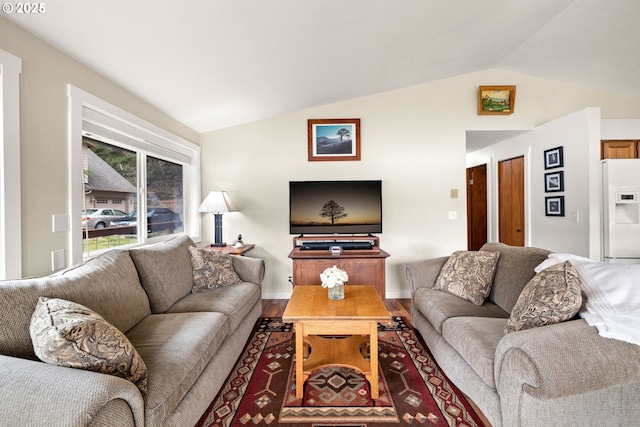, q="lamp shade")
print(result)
[198,191,238,213]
